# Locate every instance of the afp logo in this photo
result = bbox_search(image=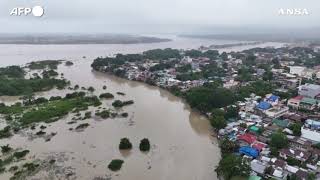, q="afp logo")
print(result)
[10,6,44,17]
